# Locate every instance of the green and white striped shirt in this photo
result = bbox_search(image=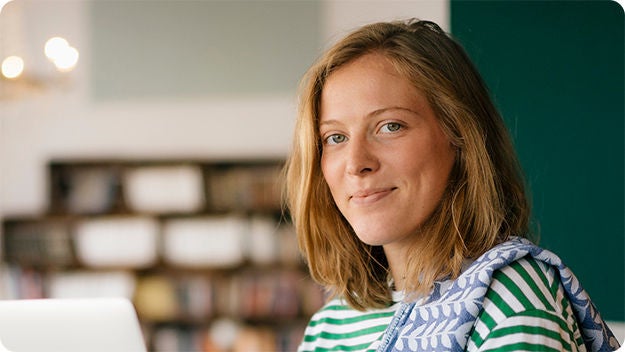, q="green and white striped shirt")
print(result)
[299,291,402,352]
[468,257,584,351]
[298,257,584,352]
